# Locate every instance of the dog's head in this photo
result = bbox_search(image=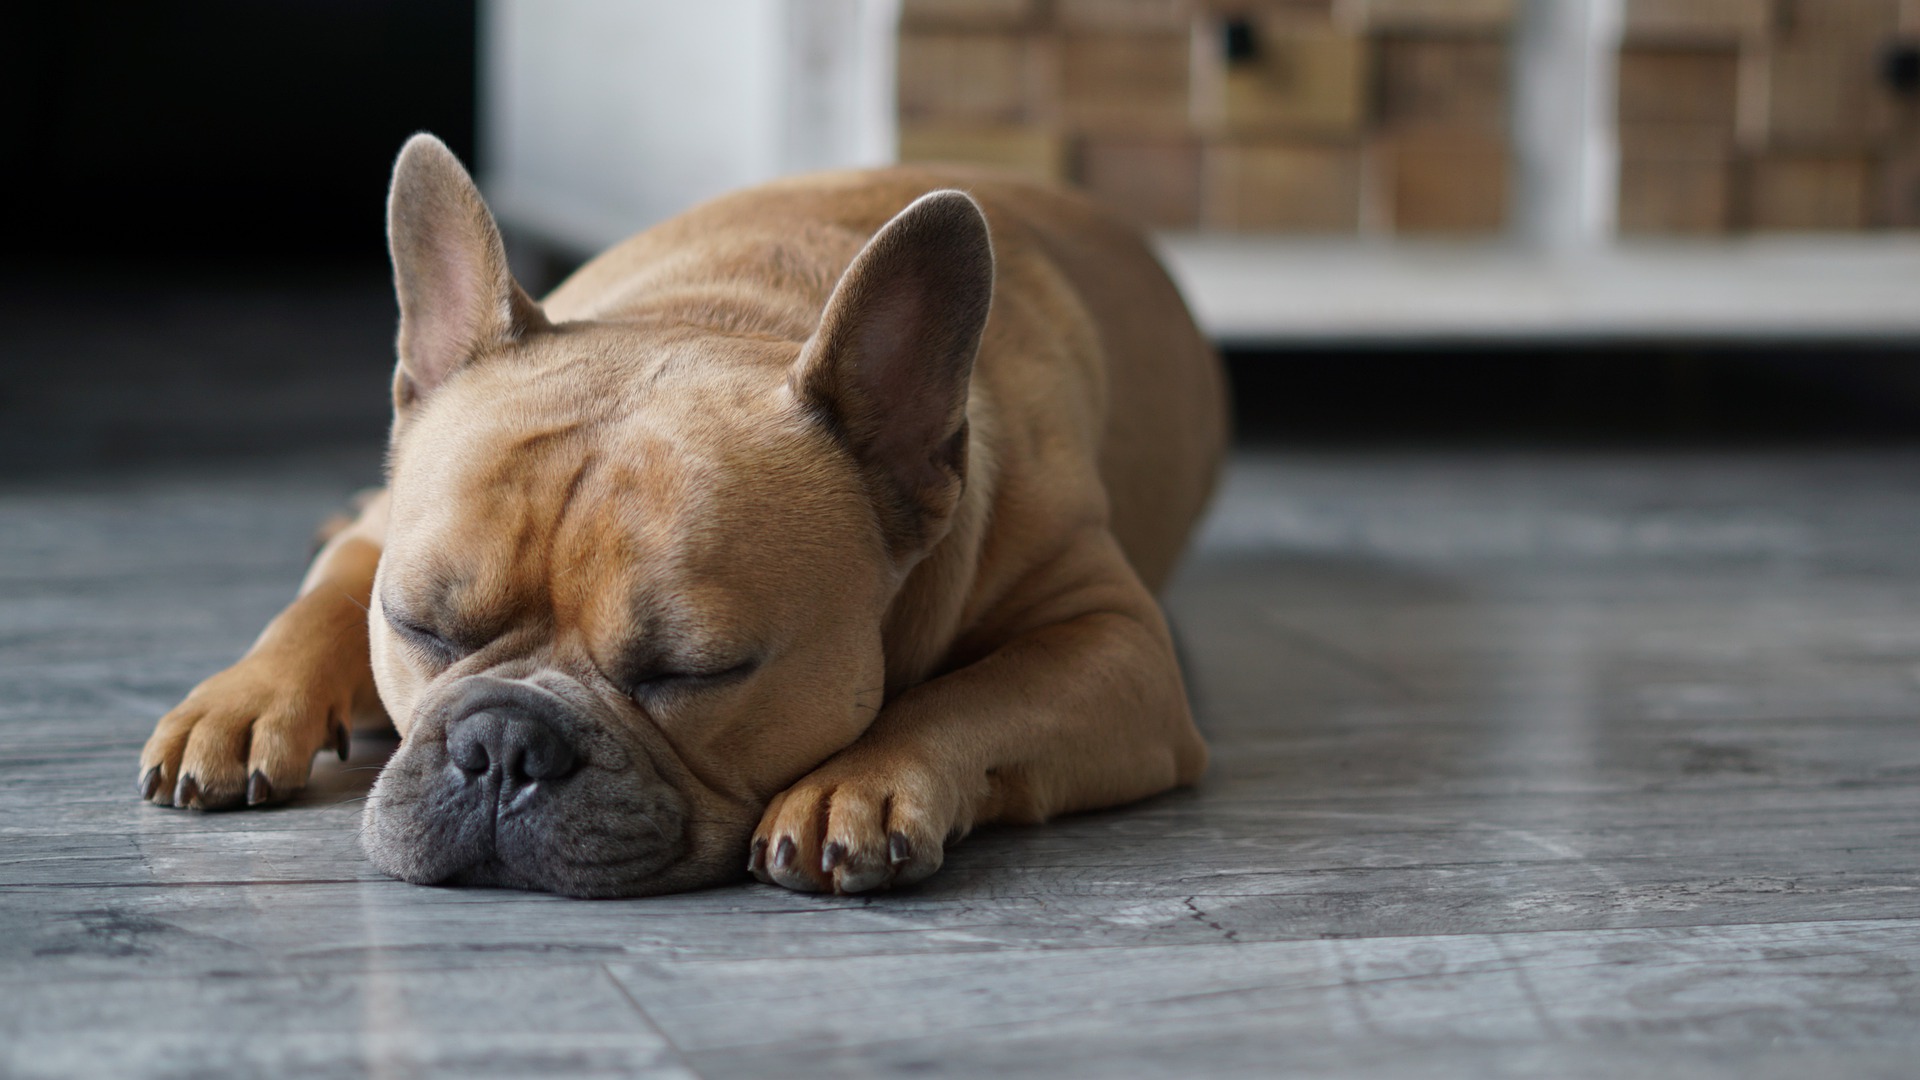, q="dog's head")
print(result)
[359,135,993,896]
